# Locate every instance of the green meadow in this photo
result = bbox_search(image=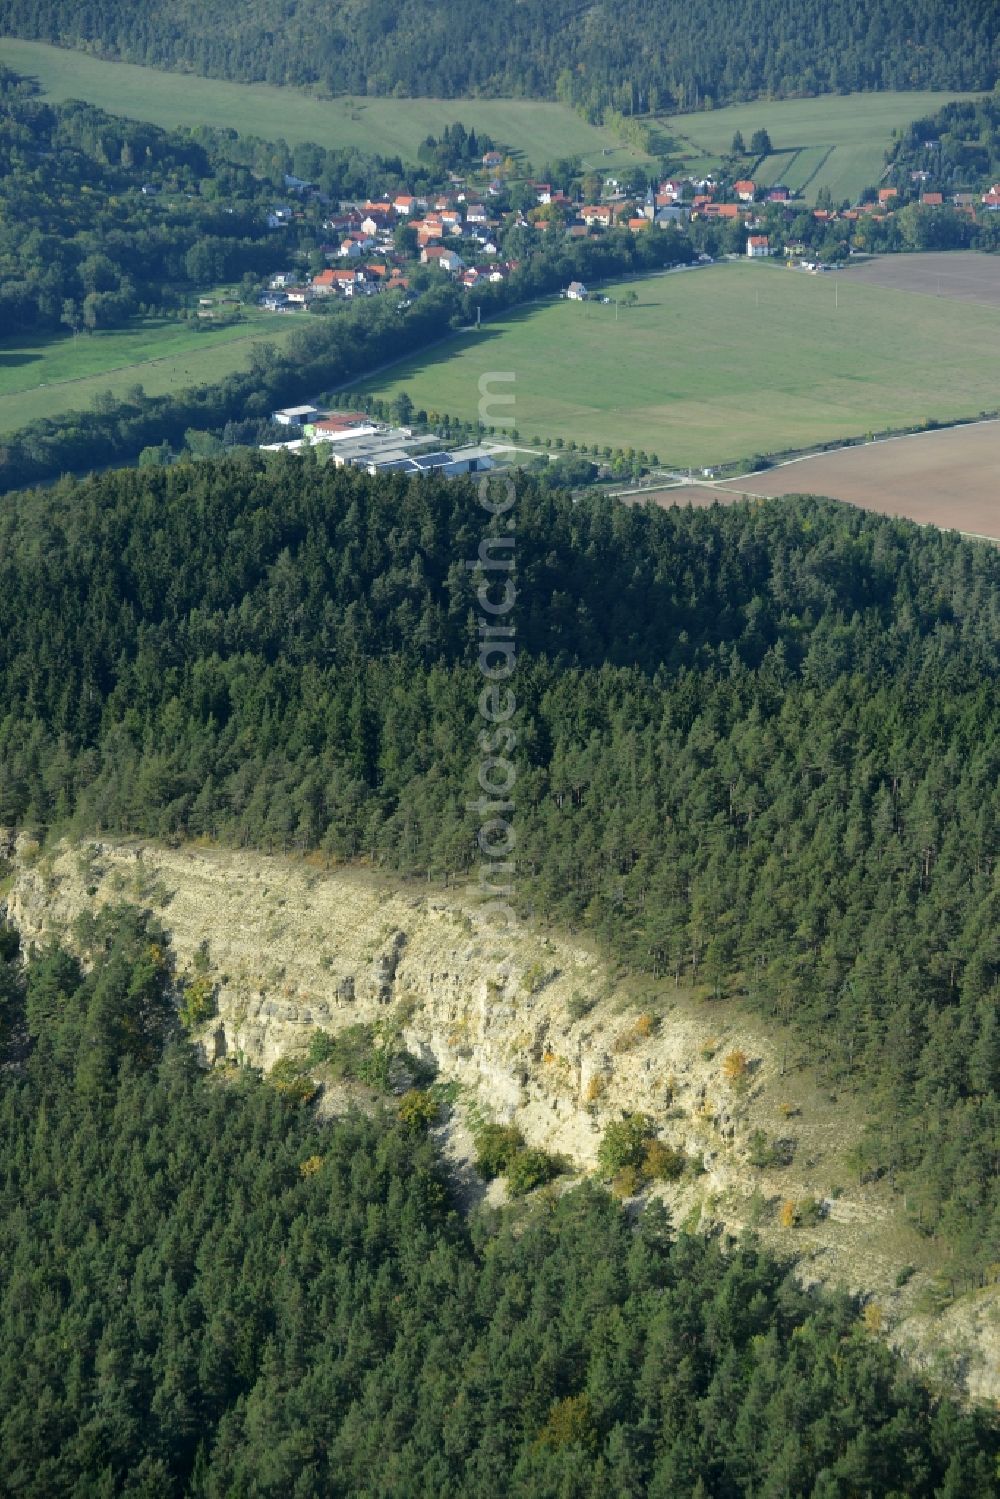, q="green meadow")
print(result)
[659,90,988,204]
[0,311,299,435]
[0,38,651,169]
[351,261,1000,466]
